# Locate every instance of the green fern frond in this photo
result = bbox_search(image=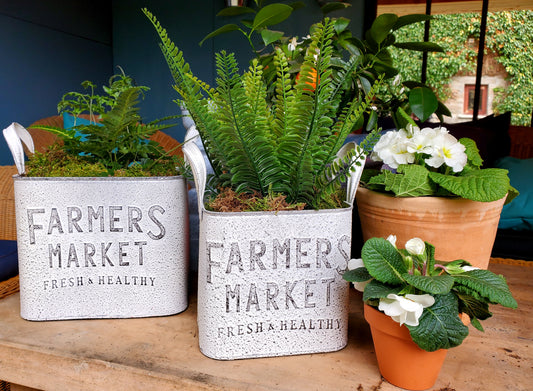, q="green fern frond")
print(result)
[28,124,77,139]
